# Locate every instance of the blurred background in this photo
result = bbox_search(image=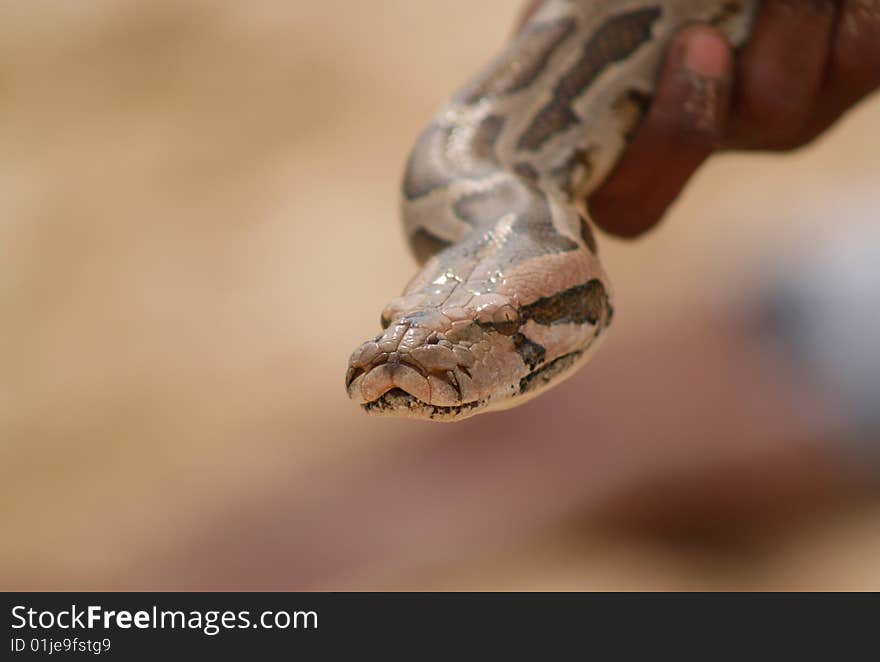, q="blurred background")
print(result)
[2,0,878,591]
